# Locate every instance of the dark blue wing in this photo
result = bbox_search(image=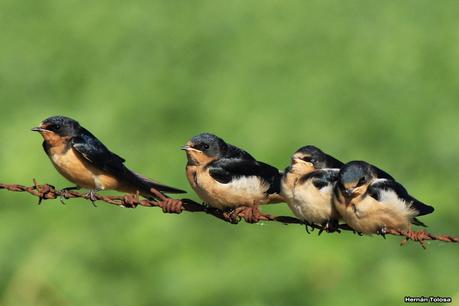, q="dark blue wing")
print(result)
[323,154,344,169]
[371,165,395,181]
[299,168,339,190]
[368,179,434,216]
[225,143,256,160]
[208,158,281,194]
[70,128,127,176]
